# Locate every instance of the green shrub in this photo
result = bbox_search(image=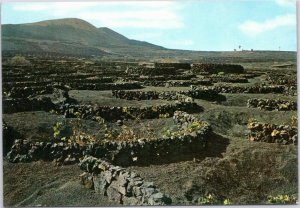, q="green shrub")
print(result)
[197,194,217,205]
[197,194,232,205]
[9,55,31,66]
[267,194,297,204]
[52,121,73,141]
